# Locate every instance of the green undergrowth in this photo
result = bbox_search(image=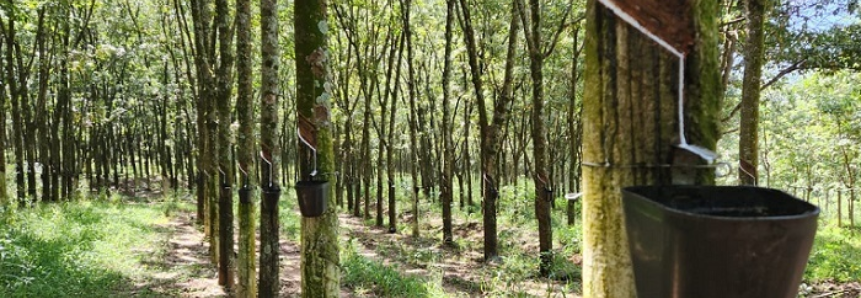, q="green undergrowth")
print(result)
[0,195,177,297]
[340,176,583,296]
[805,221,861,283]
[277,189,303,242]
[341,239,446,297]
